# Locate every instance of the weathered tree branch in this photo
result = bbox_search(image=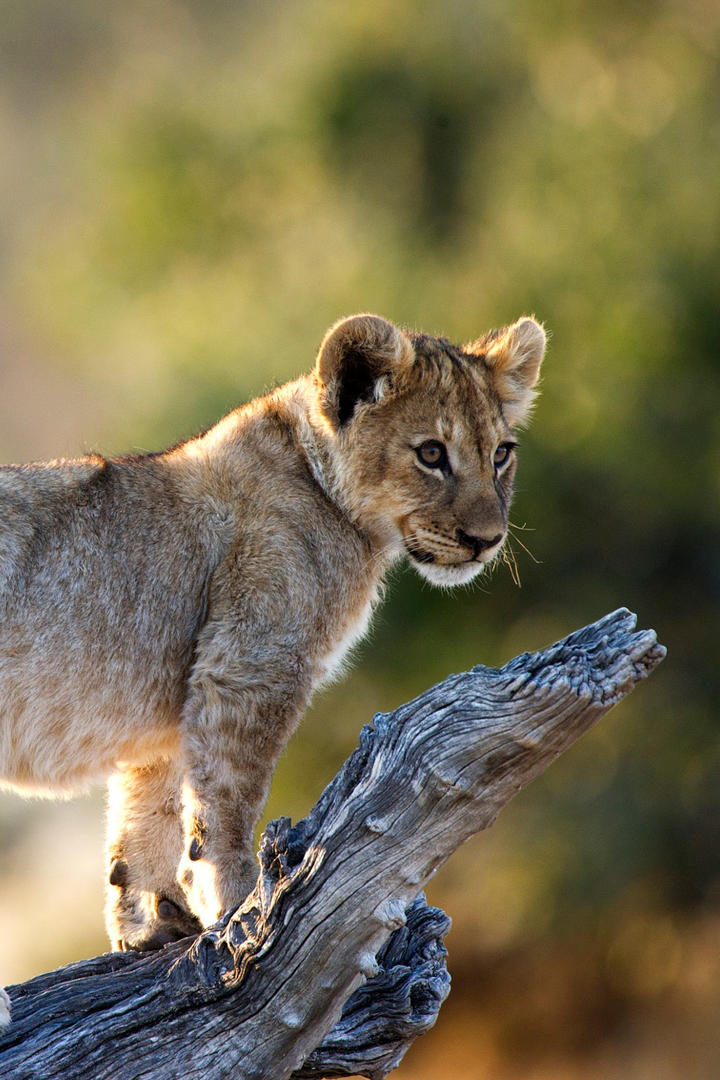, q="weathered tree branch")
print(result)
[1,609,665,1080]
